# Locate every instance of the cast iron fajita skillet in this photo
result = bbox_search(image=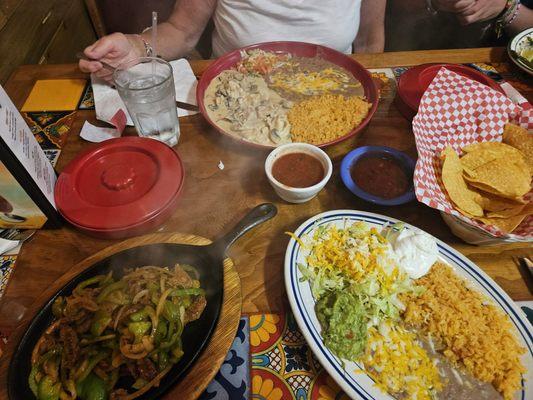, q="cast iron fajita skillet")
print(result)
[8,203,277,399]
